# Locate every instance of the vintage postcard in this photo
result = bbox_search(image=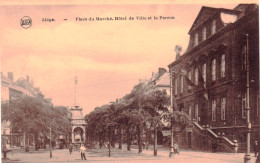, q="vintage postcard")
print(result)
[1,0,259,162]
